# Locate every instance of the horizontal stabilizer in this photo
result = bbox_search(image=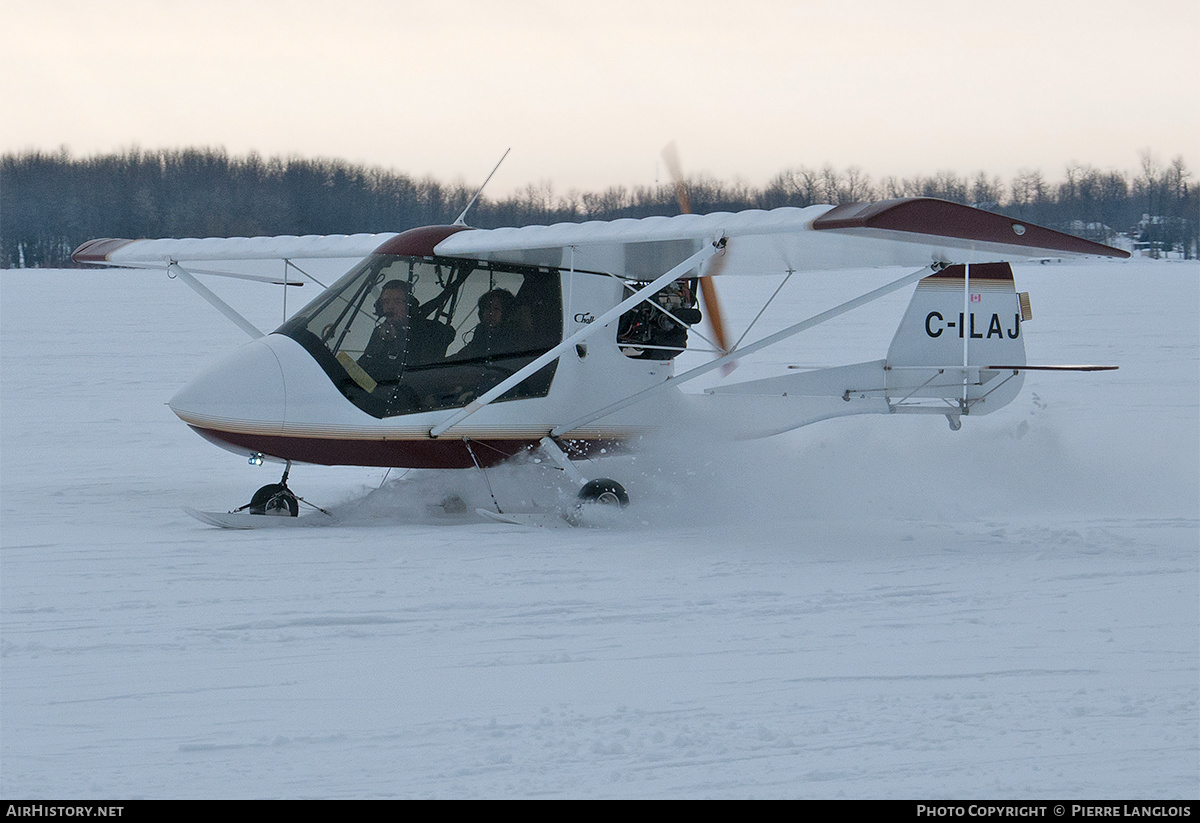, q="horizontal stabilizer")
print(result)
[985,364,1118,371]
